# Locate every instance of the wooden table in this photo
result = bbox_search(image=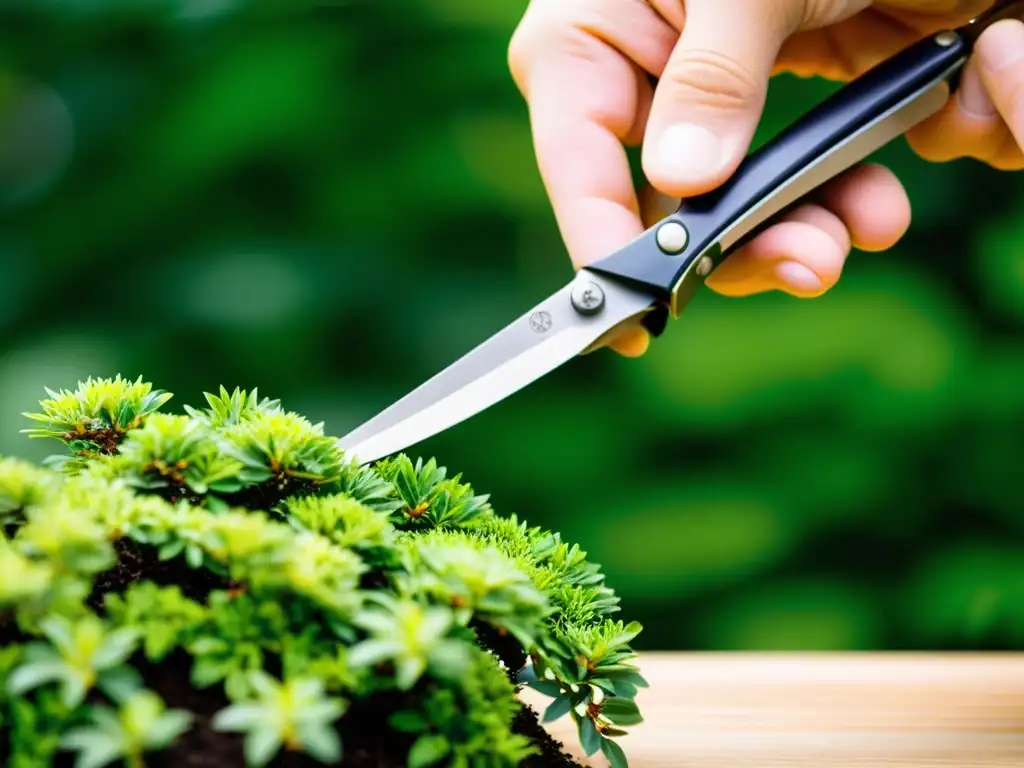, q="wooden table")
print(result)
[522,653,1024,767]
